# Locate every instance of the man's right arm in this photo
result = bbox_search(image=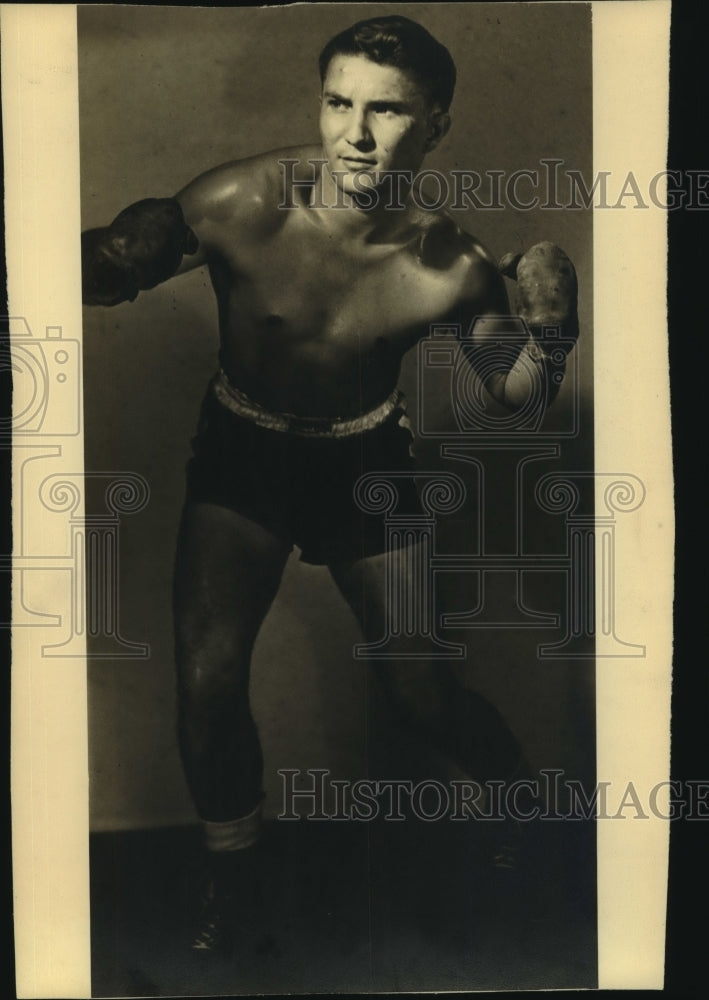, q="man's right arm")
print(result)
[81,157,252,306]
[82,148,319,306]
